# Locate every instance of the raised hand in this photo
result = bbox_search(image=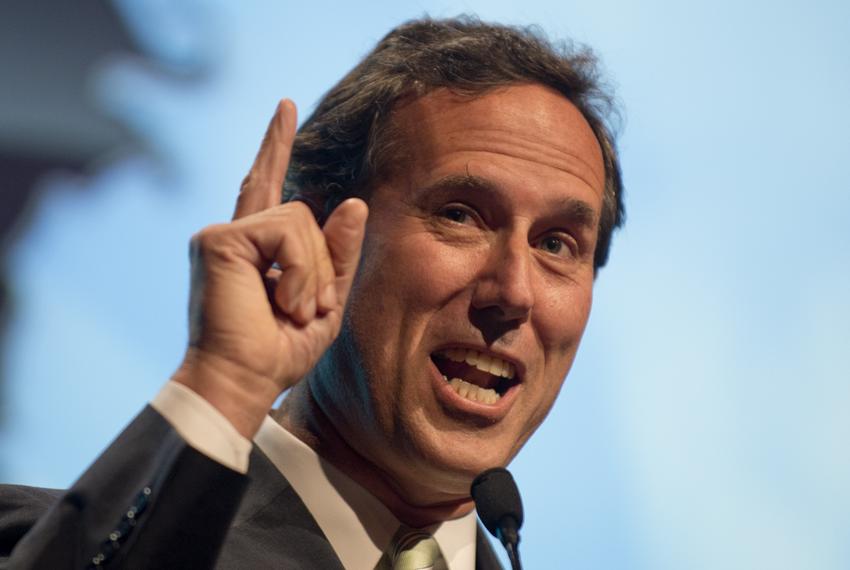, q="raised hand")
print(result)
[172,99,368,438]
